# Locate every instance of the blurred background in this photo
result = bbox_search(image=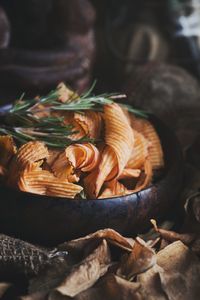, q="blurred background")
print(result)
[0,0,200,152]
[0,1,200,90]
